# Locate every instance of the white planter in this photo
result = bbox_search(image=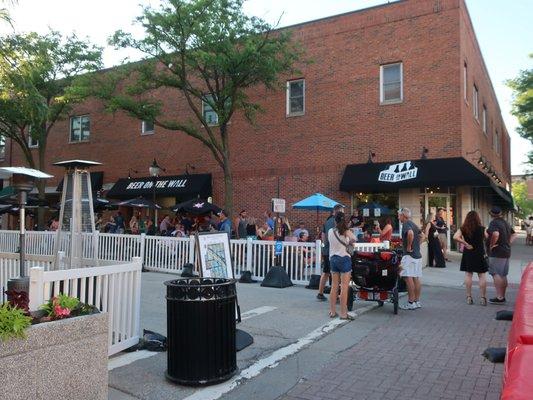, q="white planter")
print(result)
[0,312,108,400]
